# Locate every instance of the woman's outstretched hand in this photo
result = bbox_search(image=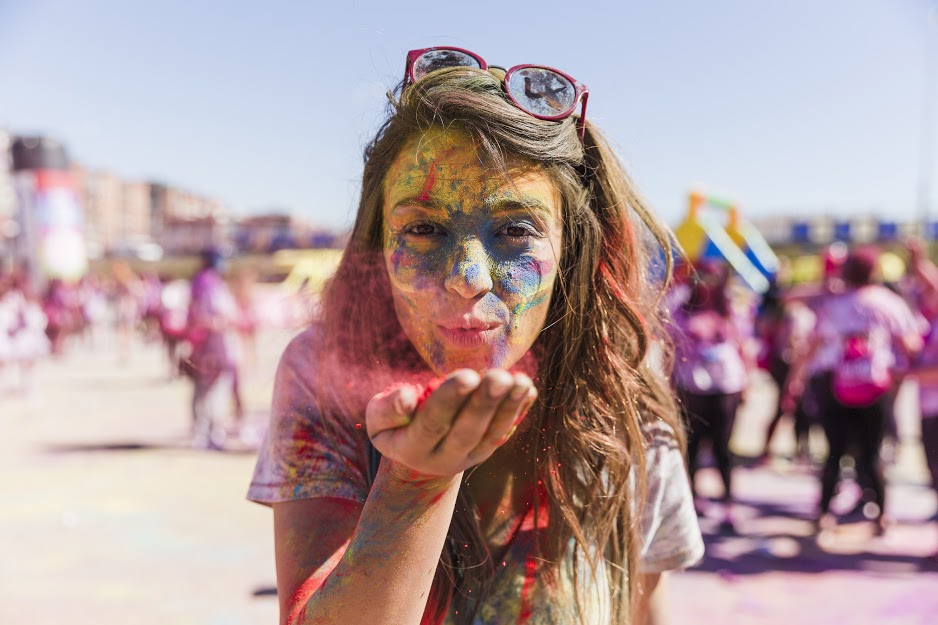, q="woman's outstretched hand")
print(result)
[365,369,537,479]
